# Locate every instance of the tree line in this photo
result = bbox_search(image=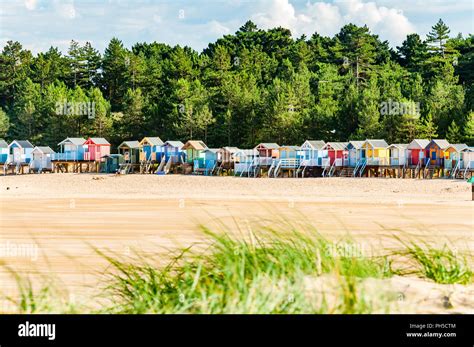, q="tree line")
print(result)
[0,19,473,149]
